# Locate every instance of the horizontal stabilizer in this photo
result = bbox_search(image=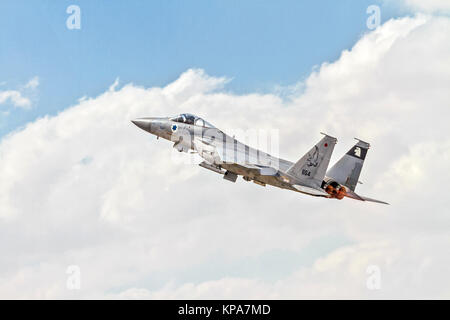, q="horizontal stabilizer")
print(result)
[345,189,389,205]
